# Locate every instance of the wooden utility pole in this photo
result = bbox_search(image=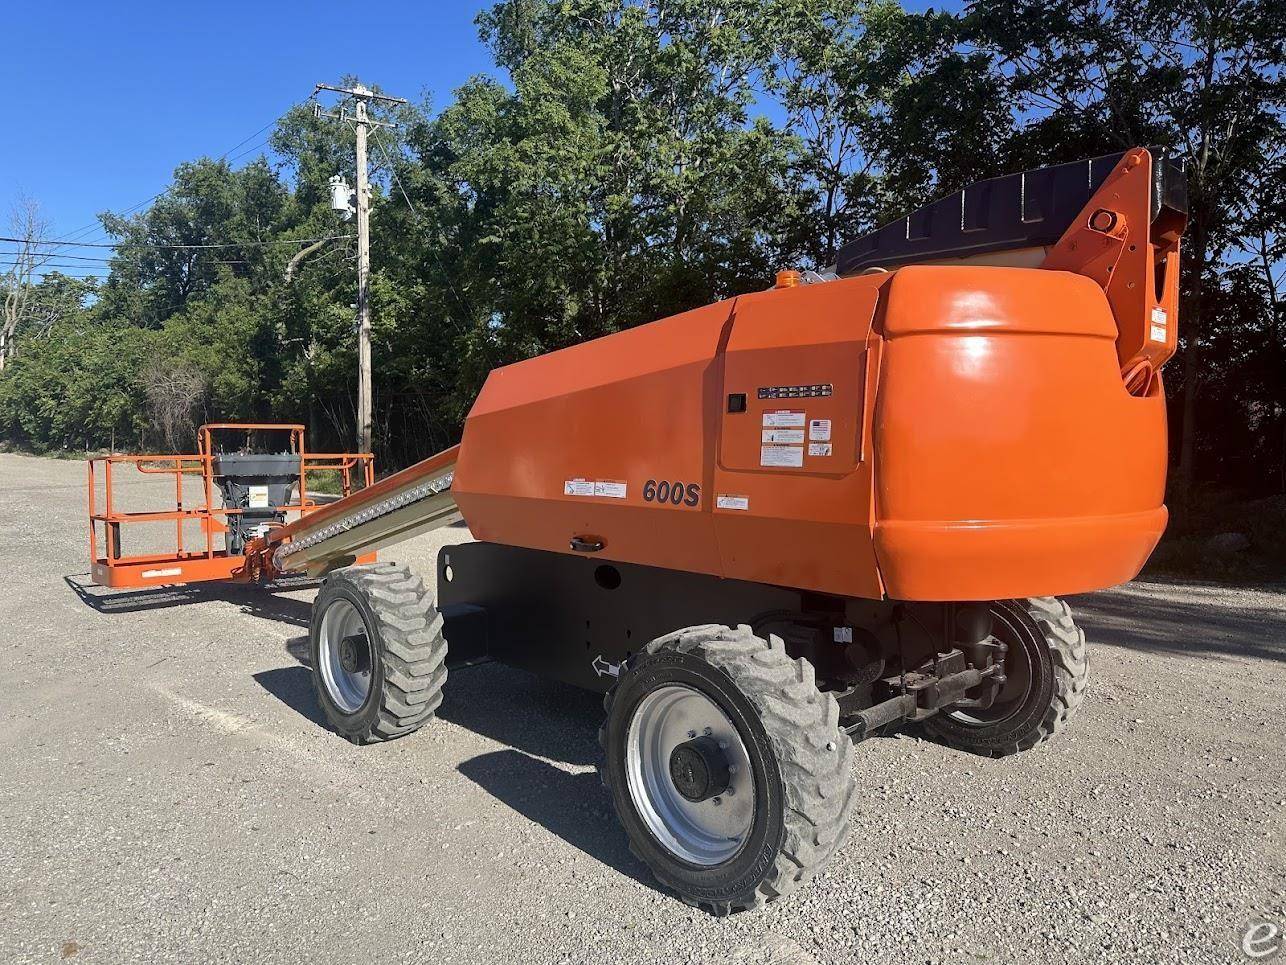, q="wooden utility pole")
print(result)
[353,96,373,456]
[314,83,407,455]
